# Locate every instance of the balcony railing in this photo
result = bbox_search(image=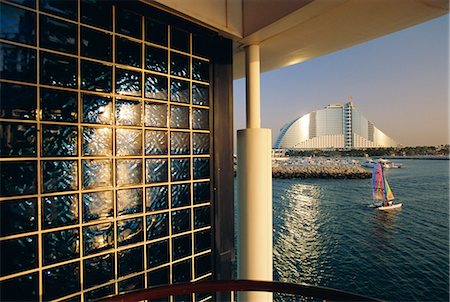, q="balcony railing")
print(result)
[99,279,382,302]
